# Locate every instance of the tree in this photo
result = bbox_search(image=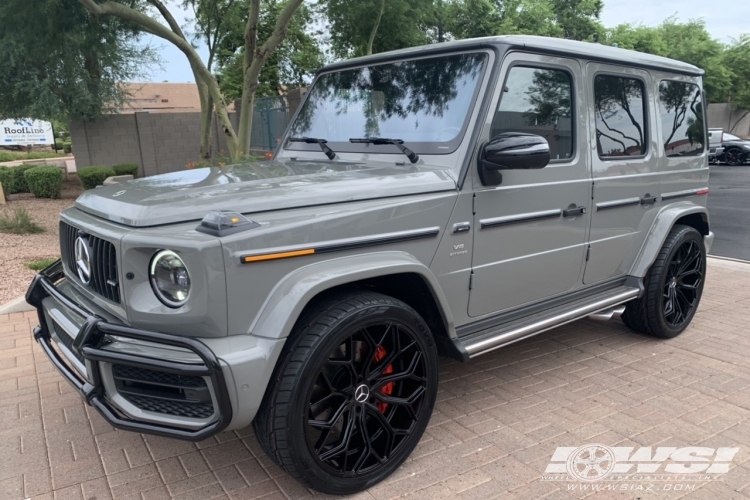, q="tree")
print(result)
[216,0,323,101]
[0,0,155,122]
[722,35,750,132]
[76,0,307,160]
[548,0,602,41]
[320,0,433,58]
